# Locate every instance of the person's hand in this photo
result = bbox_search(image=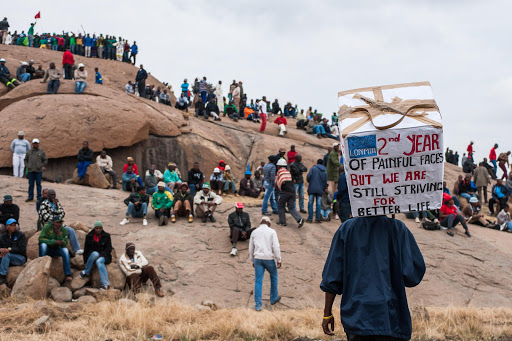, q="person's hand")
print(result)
[160,208,165,212]
[0,248,8,256]
[130,178,136,183]
[55,240,63,246]
[42,167,47,171]
[241,232,247,239]
[277,262,282,268]
[322,316,335,335]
